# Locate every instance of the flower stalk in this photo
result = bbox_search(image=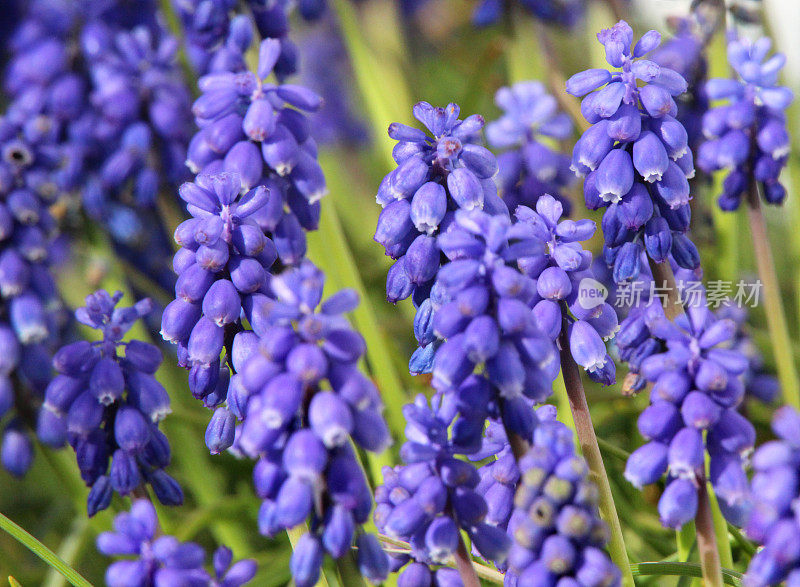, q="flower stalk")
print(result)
[745,178,800,409]
[558,328,635,587]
